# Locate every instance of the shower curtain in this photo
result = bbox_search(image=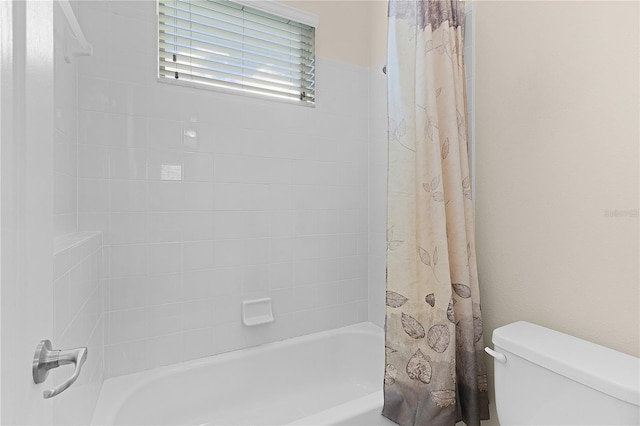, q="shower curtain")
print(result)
[383,1,489,425]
